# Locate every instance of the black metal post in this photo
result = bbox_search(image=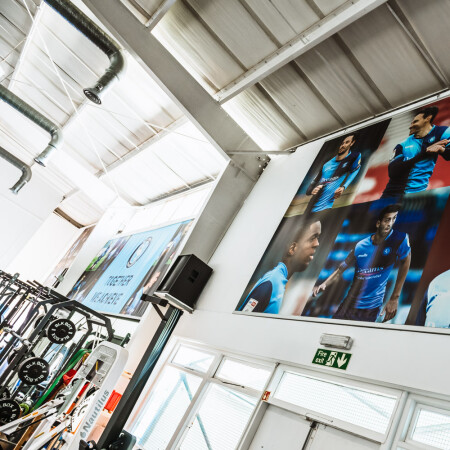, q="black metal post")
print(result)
[97,306,183,449]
